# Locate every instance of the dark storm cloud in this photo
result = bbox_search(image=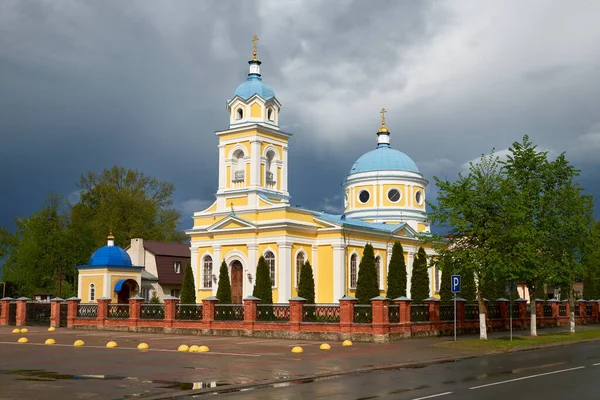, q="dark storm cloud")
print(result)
[1,0,599,235]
